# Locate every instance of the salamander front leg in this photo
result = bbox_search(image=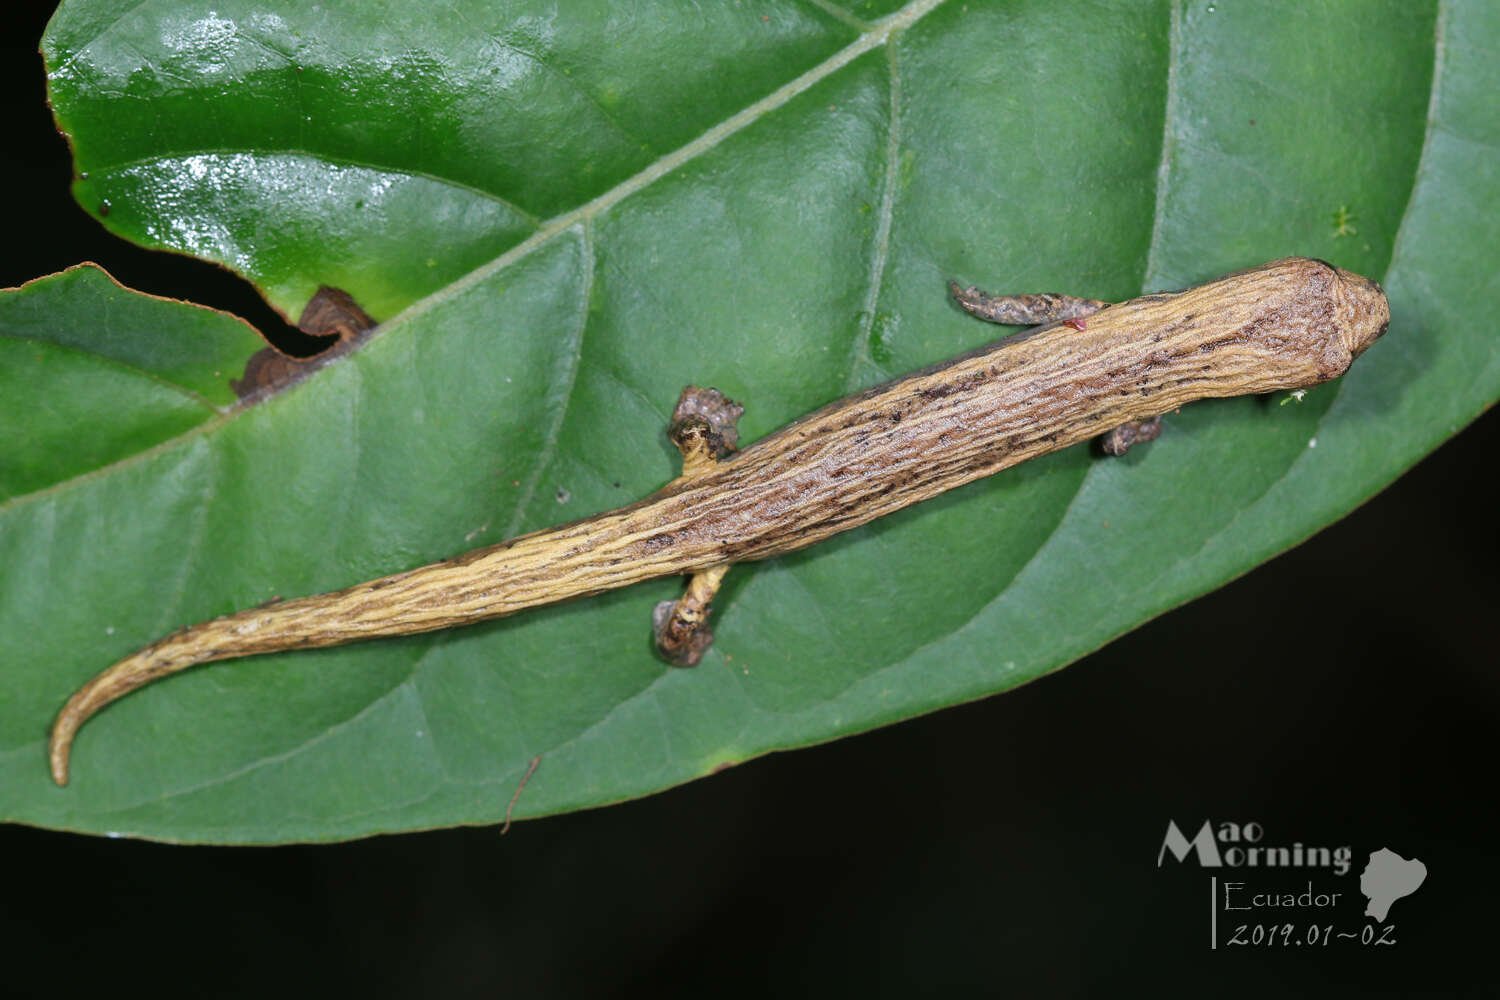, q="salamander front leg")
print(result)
[652,386,742,667]
[948,279,1162,455]
[1098,416,1163,455]
[947,281,1110,325]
